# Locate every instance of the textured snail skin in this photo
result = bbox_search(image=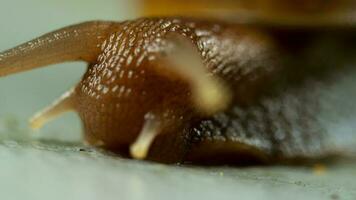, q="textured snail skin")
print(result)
[1,18,355,164]
[75,18,282,163]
